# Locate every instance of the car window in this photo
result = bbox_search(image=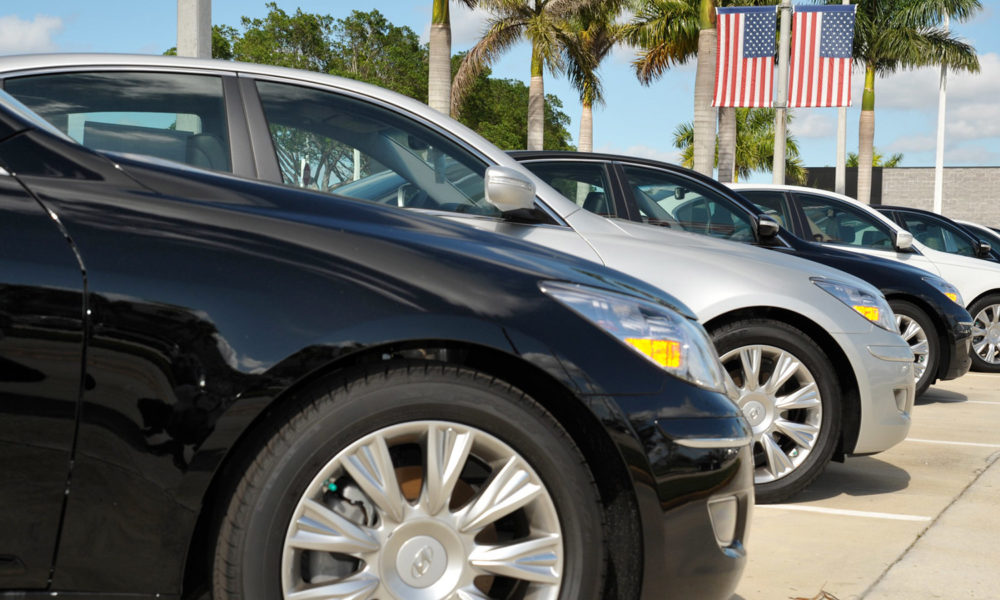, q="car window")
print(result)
[520,161,615,216]
[795,193,894,249]
[738,190,793,228]
[897,211,977,256]
[4,72,231,172]
[620,165,754,240]
[254,81,495,216]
